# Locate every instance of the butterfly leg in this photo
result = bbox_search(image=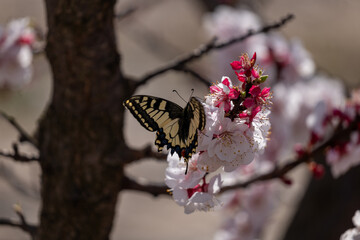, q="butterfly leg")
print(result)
[184,159,189,175]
